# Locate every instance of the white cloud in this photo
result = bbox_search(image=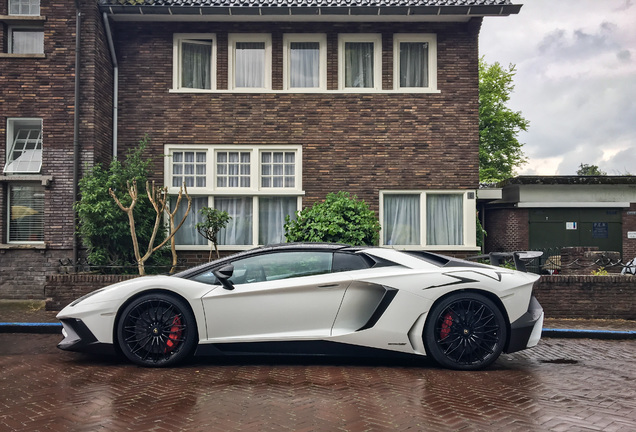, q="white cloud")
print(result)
[480,0,636,175]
